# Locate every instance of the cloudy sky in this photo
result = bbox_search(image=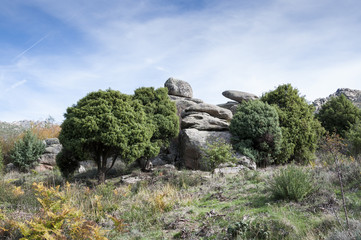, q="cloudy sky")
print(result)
[1,0,361,122]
